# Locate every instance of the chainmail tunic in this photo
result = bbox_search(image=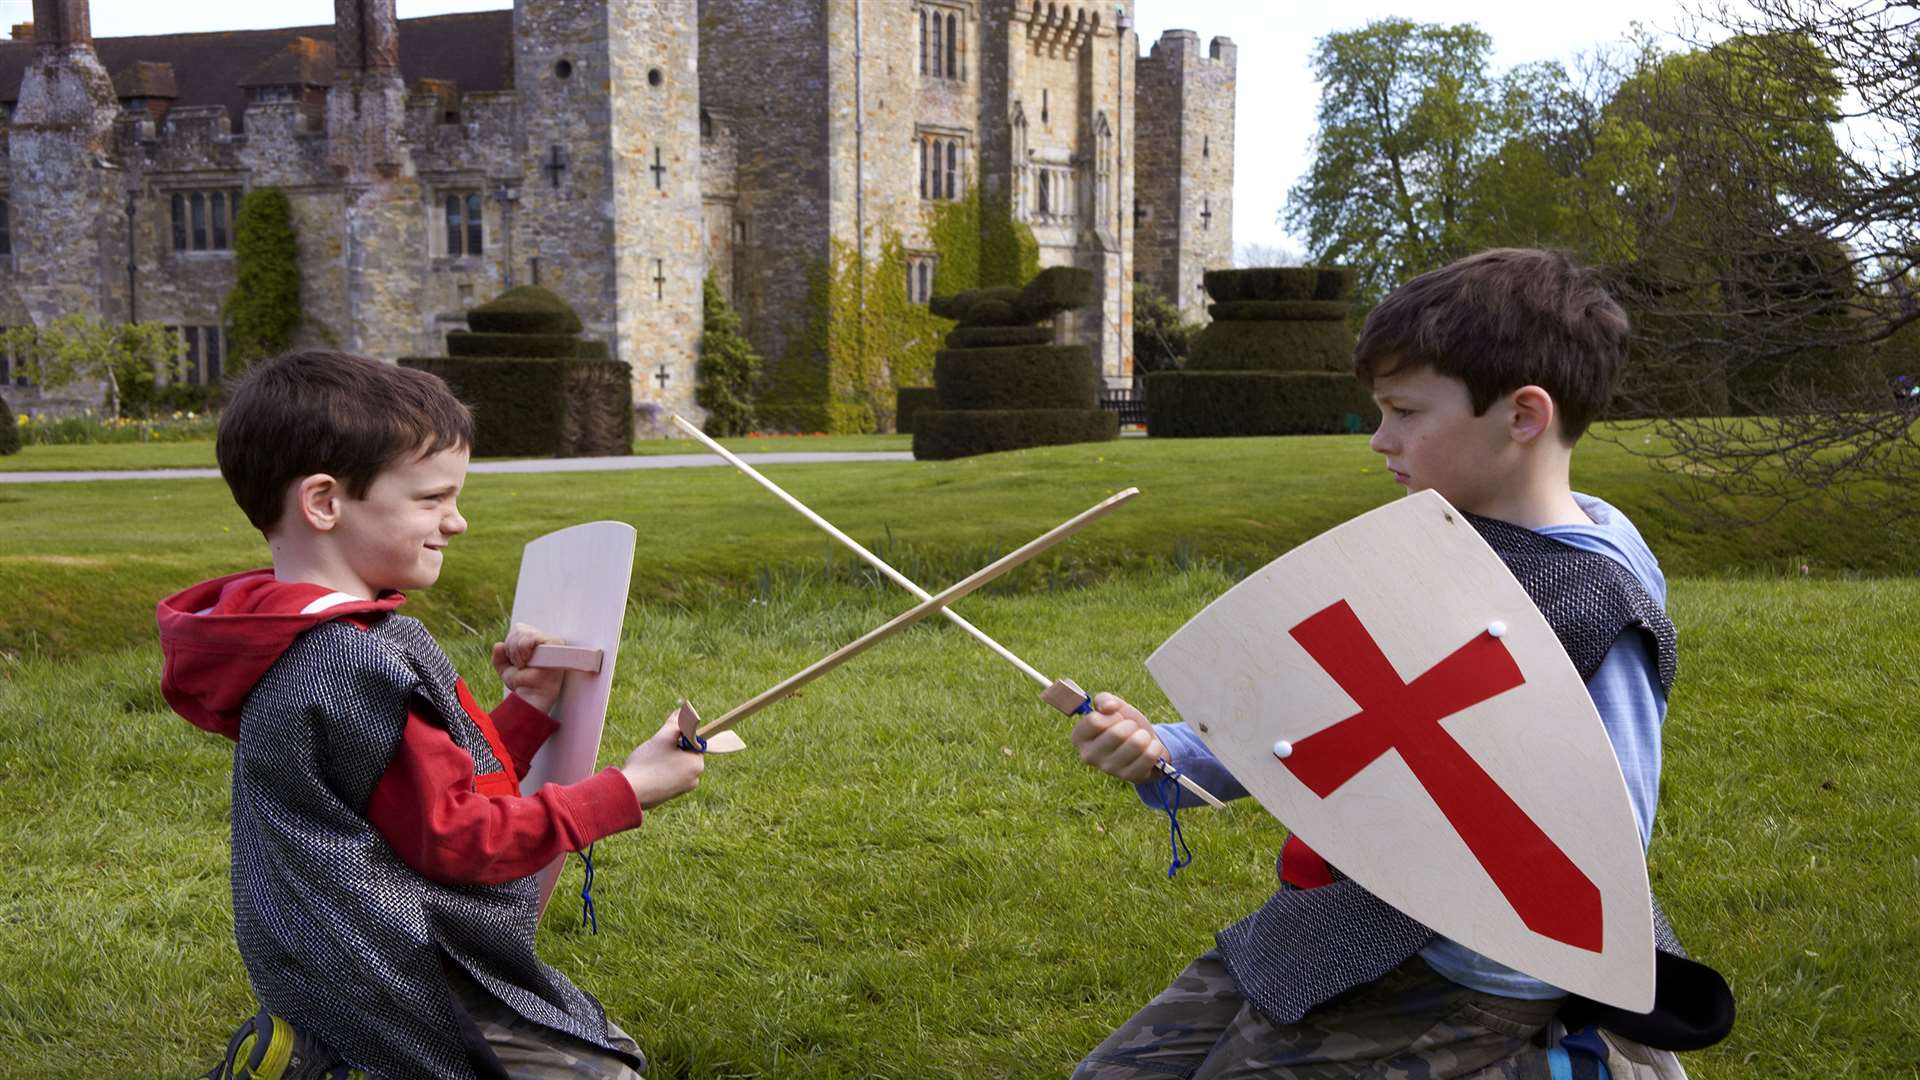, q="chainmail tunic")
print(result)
[231,613,632,1079]
[1214,514,1683,1025]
